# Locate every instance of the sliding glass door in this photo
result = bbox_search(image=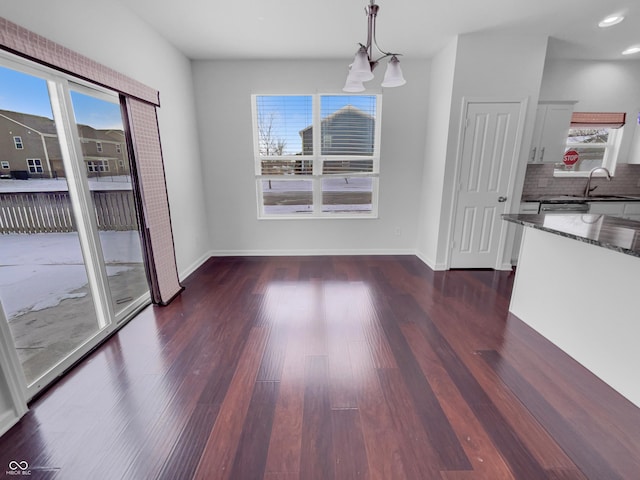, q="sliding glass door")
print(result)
[0,56,150,397]
[68,85,149,320]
